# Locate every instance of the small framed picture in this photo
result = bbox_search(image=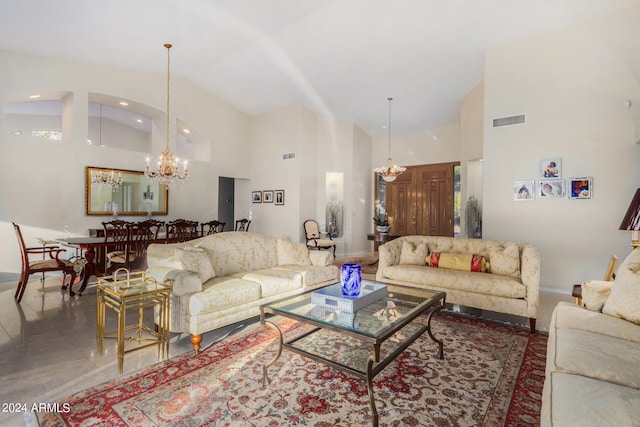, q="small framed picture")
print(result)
[514,180,534,200]
[540,158,562,178]
[252,191,262,203]
[263,190,274,203]
[569,177,592,199]
[275,189,285,205]
[539,179,565,198]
